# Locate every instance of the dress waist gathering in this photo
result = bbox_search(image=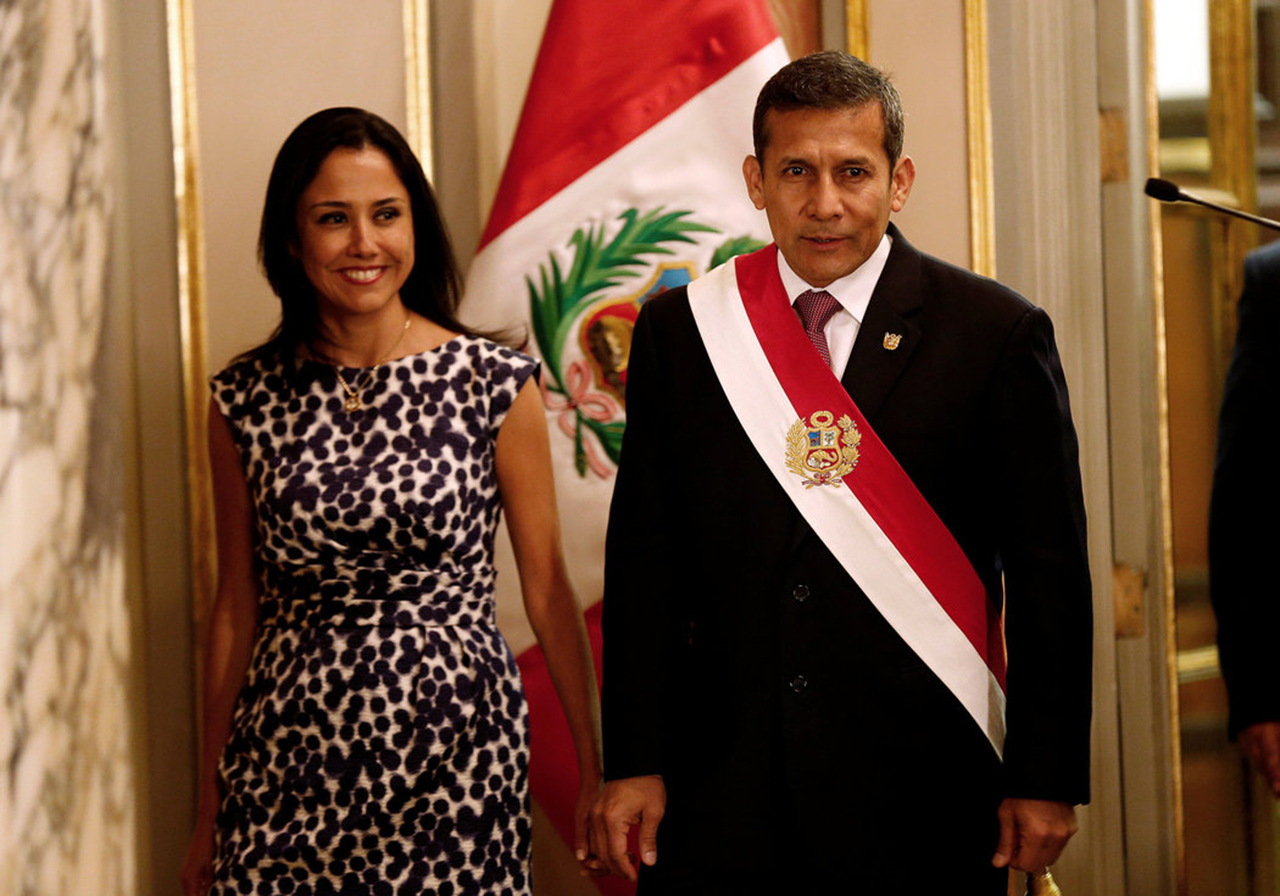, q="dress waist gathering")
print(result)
[257,561,497,630]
